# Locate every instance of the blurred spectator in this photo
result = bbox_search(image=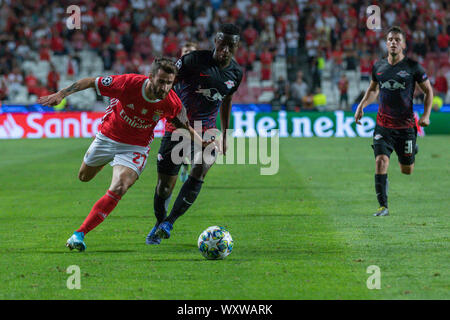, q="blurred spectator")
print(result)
[0,0,448,107]
[139,55,153,76]
[129,52,143,73]
[313,87,327,111]
[260,48,273,81]
[285,22,299,65]
[51,30,66,56]
[134,30,153,58]
[310,57,321,91]
[35,80,51,98]
[437,30,449,53]
[66,55,78,80]
[432,90,443,112]
[100,45,114,71]
[274,76,289,104]
[120,24,134,54]
[305,30,319,60]
[39,41,51,62]
[72,31,86,52]
[87,26,102,54]
[359,54,372,84]
[163,31,179,58]
[150,26,164,57]
[275,37,286,58]
[301,90,316,111]
[434,69,448,103]
[344,49,358,83]
[25,72,39,96]
[47,64,60,93]
[412,27,427,57]
[290,70,308,107]
[243,25,258,47]
[235,45,249,71]
[0,75,8,101]
[6,67,23,97]
[338,74,349,110]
